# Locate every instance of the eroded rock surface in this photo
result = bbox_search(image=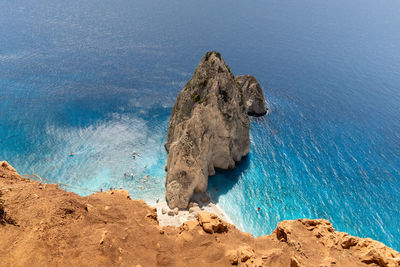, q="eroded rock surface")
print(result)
[164,52,251,209]
[274,219,400,267]
[1,163,399,266]
[235,75,268,116]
